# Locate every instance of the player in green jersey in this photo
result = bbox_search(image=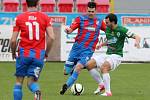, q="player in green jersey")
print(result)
[86,13,141,96]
